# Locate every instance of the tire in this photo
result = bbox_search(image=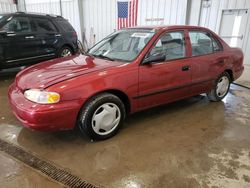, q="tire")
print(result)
[78,93,126,140]
[58,46,73,57]
[206,72,231,102]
